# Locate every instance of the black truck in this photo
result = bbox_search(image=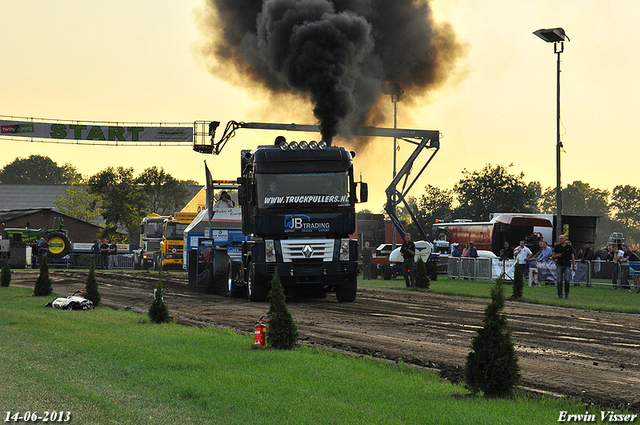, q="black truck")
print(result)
[236,139,368,302]
[191,120,438,302]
